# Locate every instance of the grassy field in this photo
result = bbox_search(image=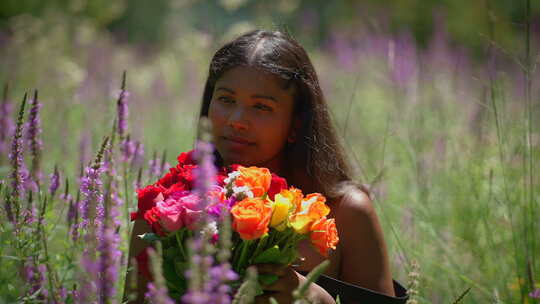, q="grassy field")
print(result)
[0,12,538,304]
